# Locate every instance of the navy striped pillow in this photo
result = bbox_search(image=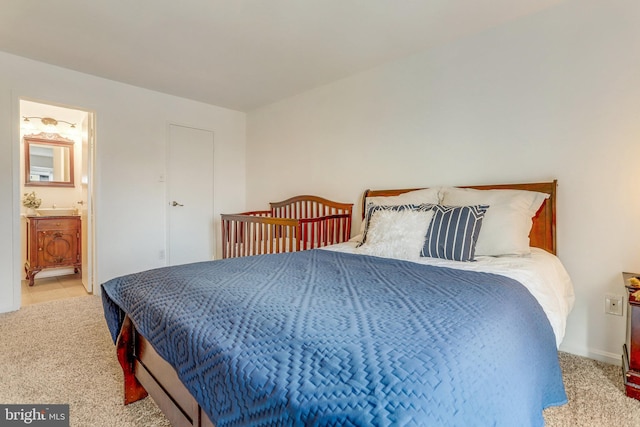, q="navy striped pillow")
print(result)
[421,205,489,262]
